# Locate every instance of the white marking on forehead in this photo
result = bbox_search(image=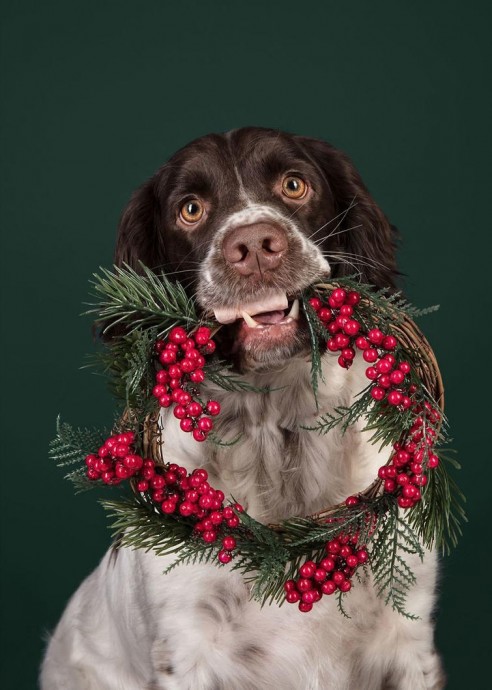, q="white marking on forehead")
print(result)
[233,165,255,206]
